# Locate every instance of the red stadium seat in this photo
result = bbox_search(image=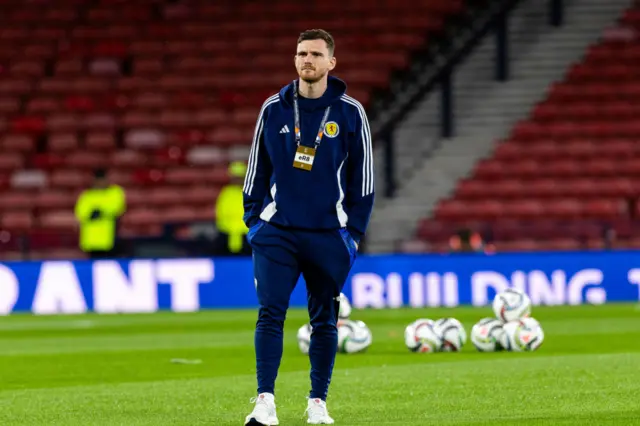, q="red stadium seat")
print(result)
[49,133,80,151]
[1,211,34,230]
[86,132,117,150]
[0,192,36,210]
[39,210,77,230]
[34,190,76,210]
